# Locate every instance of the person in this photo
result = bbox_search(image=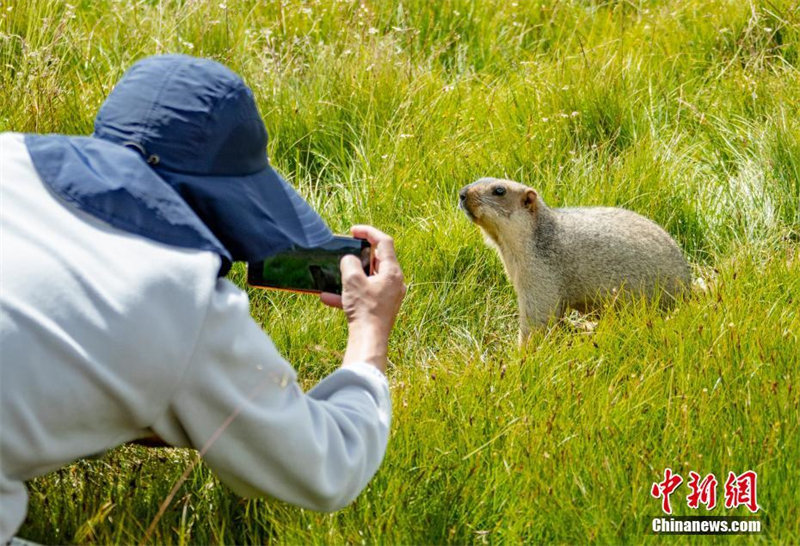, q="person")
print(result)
[0,54,406,542]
